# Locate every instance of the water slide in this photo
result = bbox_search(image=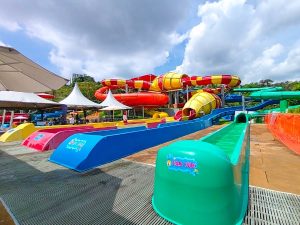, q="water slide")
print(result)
[49,106,240,172]
[174,92,222,120]
[246,100,279,111]
[145,109,169,119]
[233,87,283,92]
[0,122,116,142]
[173,74,240,120]
[152,113,250,225]
[22,126,116,151]
[250,91,300,100]
[95,73,240,109]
